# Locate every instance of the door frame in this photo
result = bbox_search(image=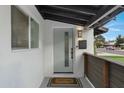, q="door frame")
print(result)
[53,27,75,74]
